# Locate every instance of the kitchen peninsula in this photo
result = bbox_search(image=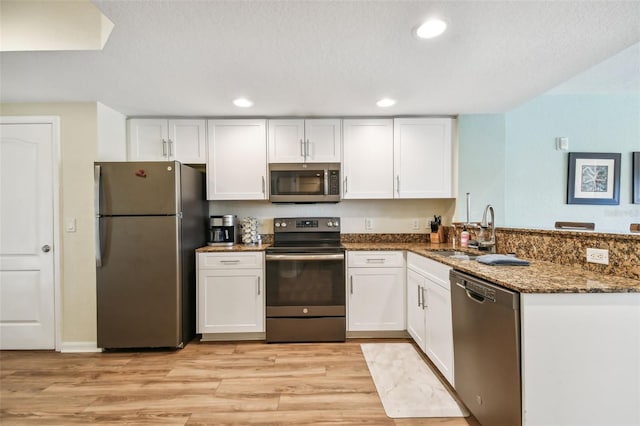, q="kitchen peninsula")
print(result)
[197,234,640,426]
